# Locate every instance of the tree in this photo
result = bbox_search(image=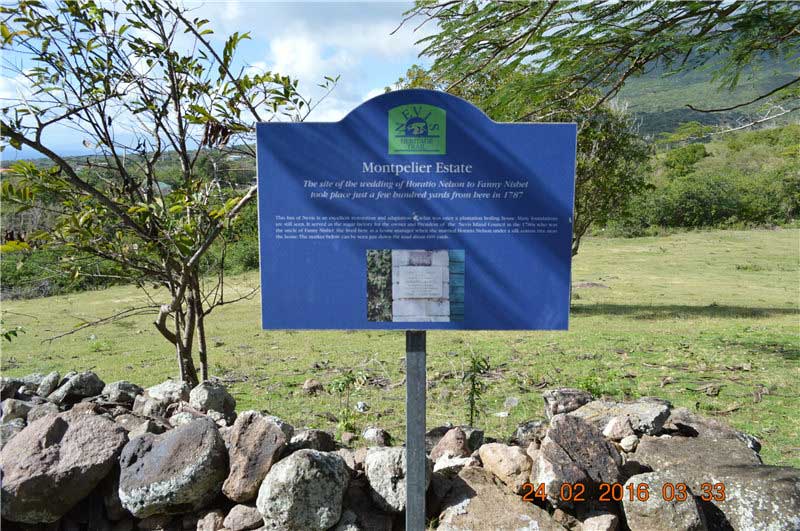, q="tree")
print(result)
[391,66,650,256]
[0,0,336,385]
[403,1,800,125]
